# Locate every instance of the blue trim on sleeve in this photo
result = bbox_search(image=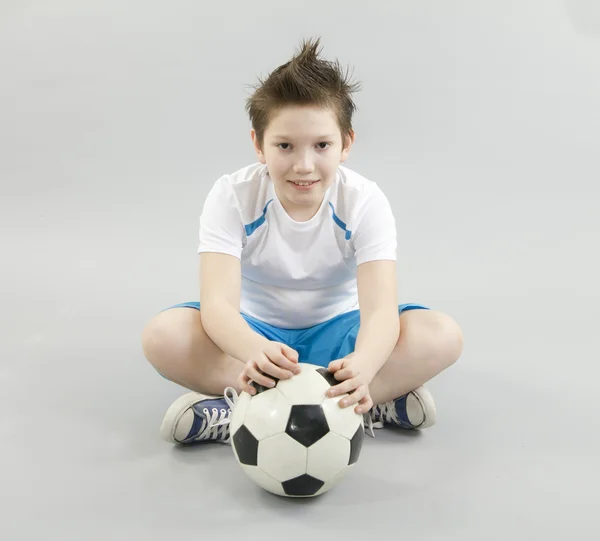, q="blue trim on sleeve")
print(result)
[329,202,352,240]
[244,200,274,236]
